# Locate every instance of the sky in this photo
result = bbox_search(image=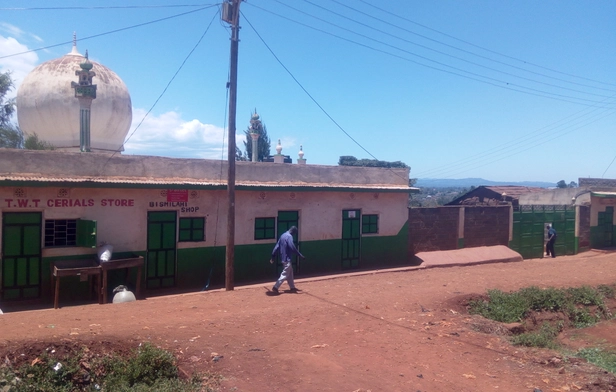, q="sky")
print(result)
[0,0,615,184]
